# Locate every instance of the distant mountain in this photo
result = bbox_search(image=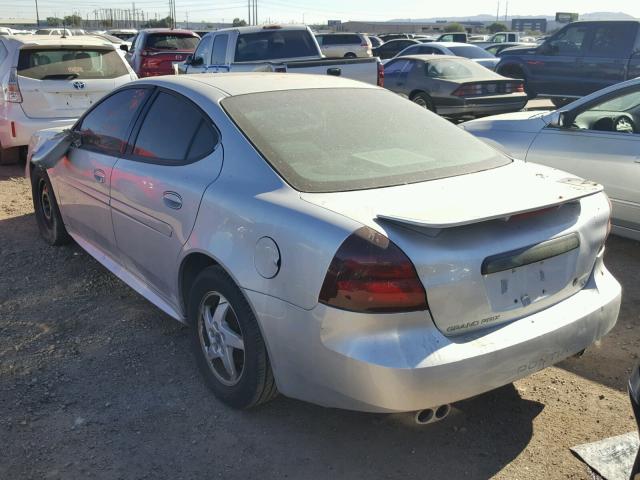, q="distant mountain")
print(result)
[390,11,637,23]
